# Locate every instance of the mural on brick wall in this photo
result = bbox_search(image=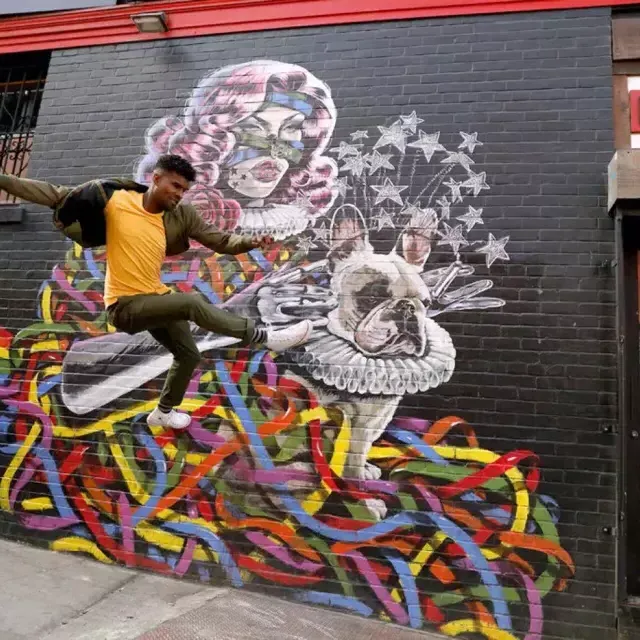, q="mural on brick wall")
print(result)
[0,60,574,639]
